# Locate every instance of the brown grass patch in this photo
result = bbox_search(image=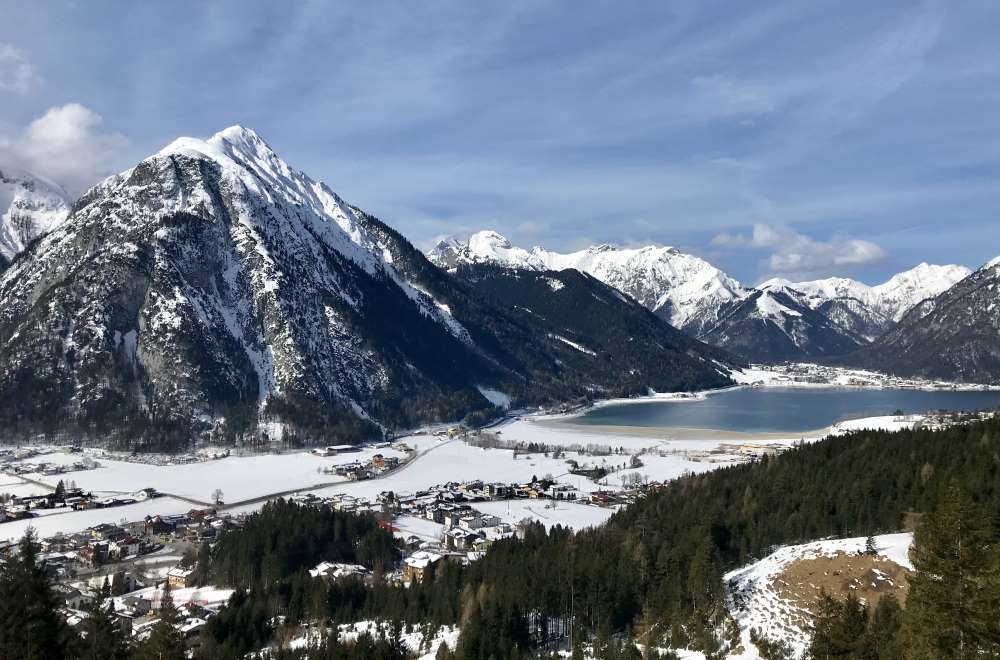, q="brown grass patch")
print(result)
[770,552,910,628]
